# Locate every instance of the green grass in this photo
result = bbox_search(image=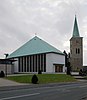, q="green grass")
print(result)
[6,74,76,84]
[83,76,87,79]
